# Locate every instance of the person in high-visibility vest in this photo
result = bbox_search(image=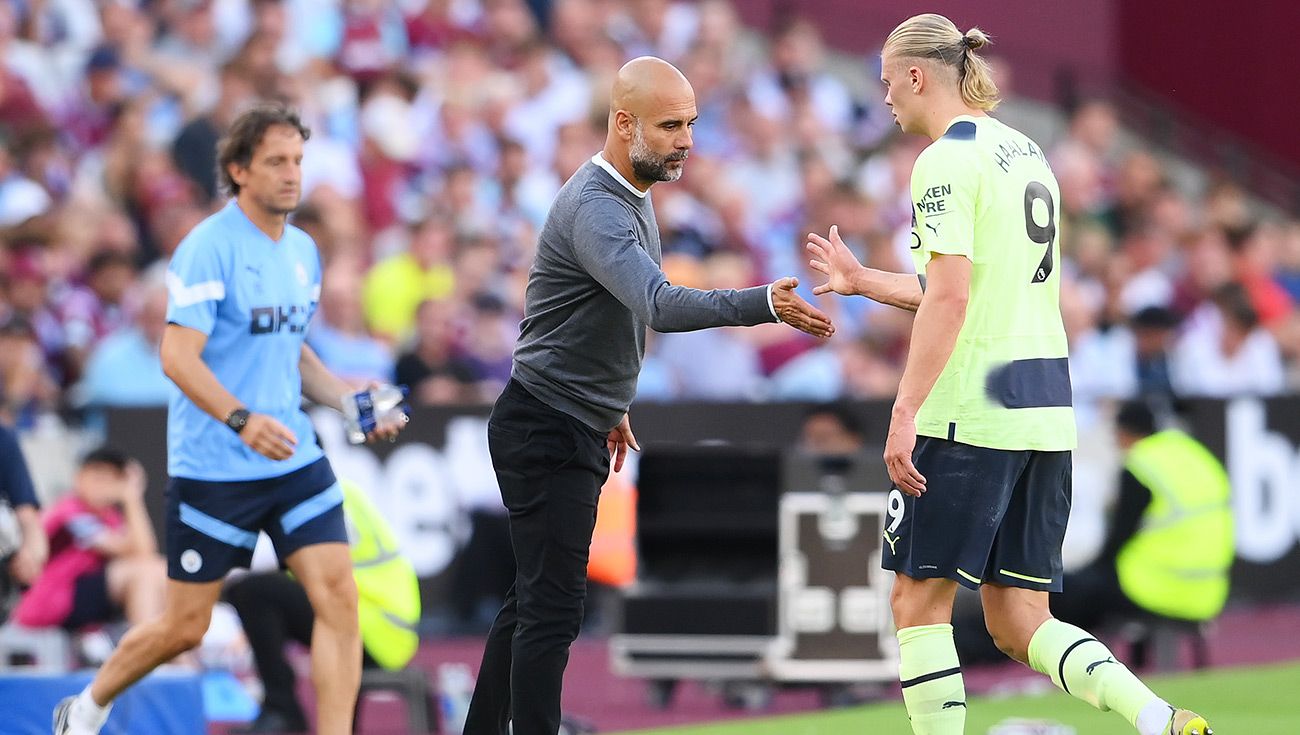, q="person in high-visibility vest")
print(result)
[225,480,421,734]
[1053,400,1234,630]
